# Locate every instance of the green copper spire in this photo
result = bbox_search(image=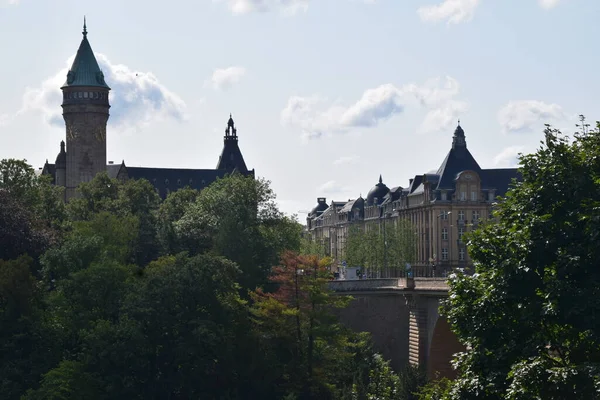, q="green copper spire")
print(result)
[61,18,110,90]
